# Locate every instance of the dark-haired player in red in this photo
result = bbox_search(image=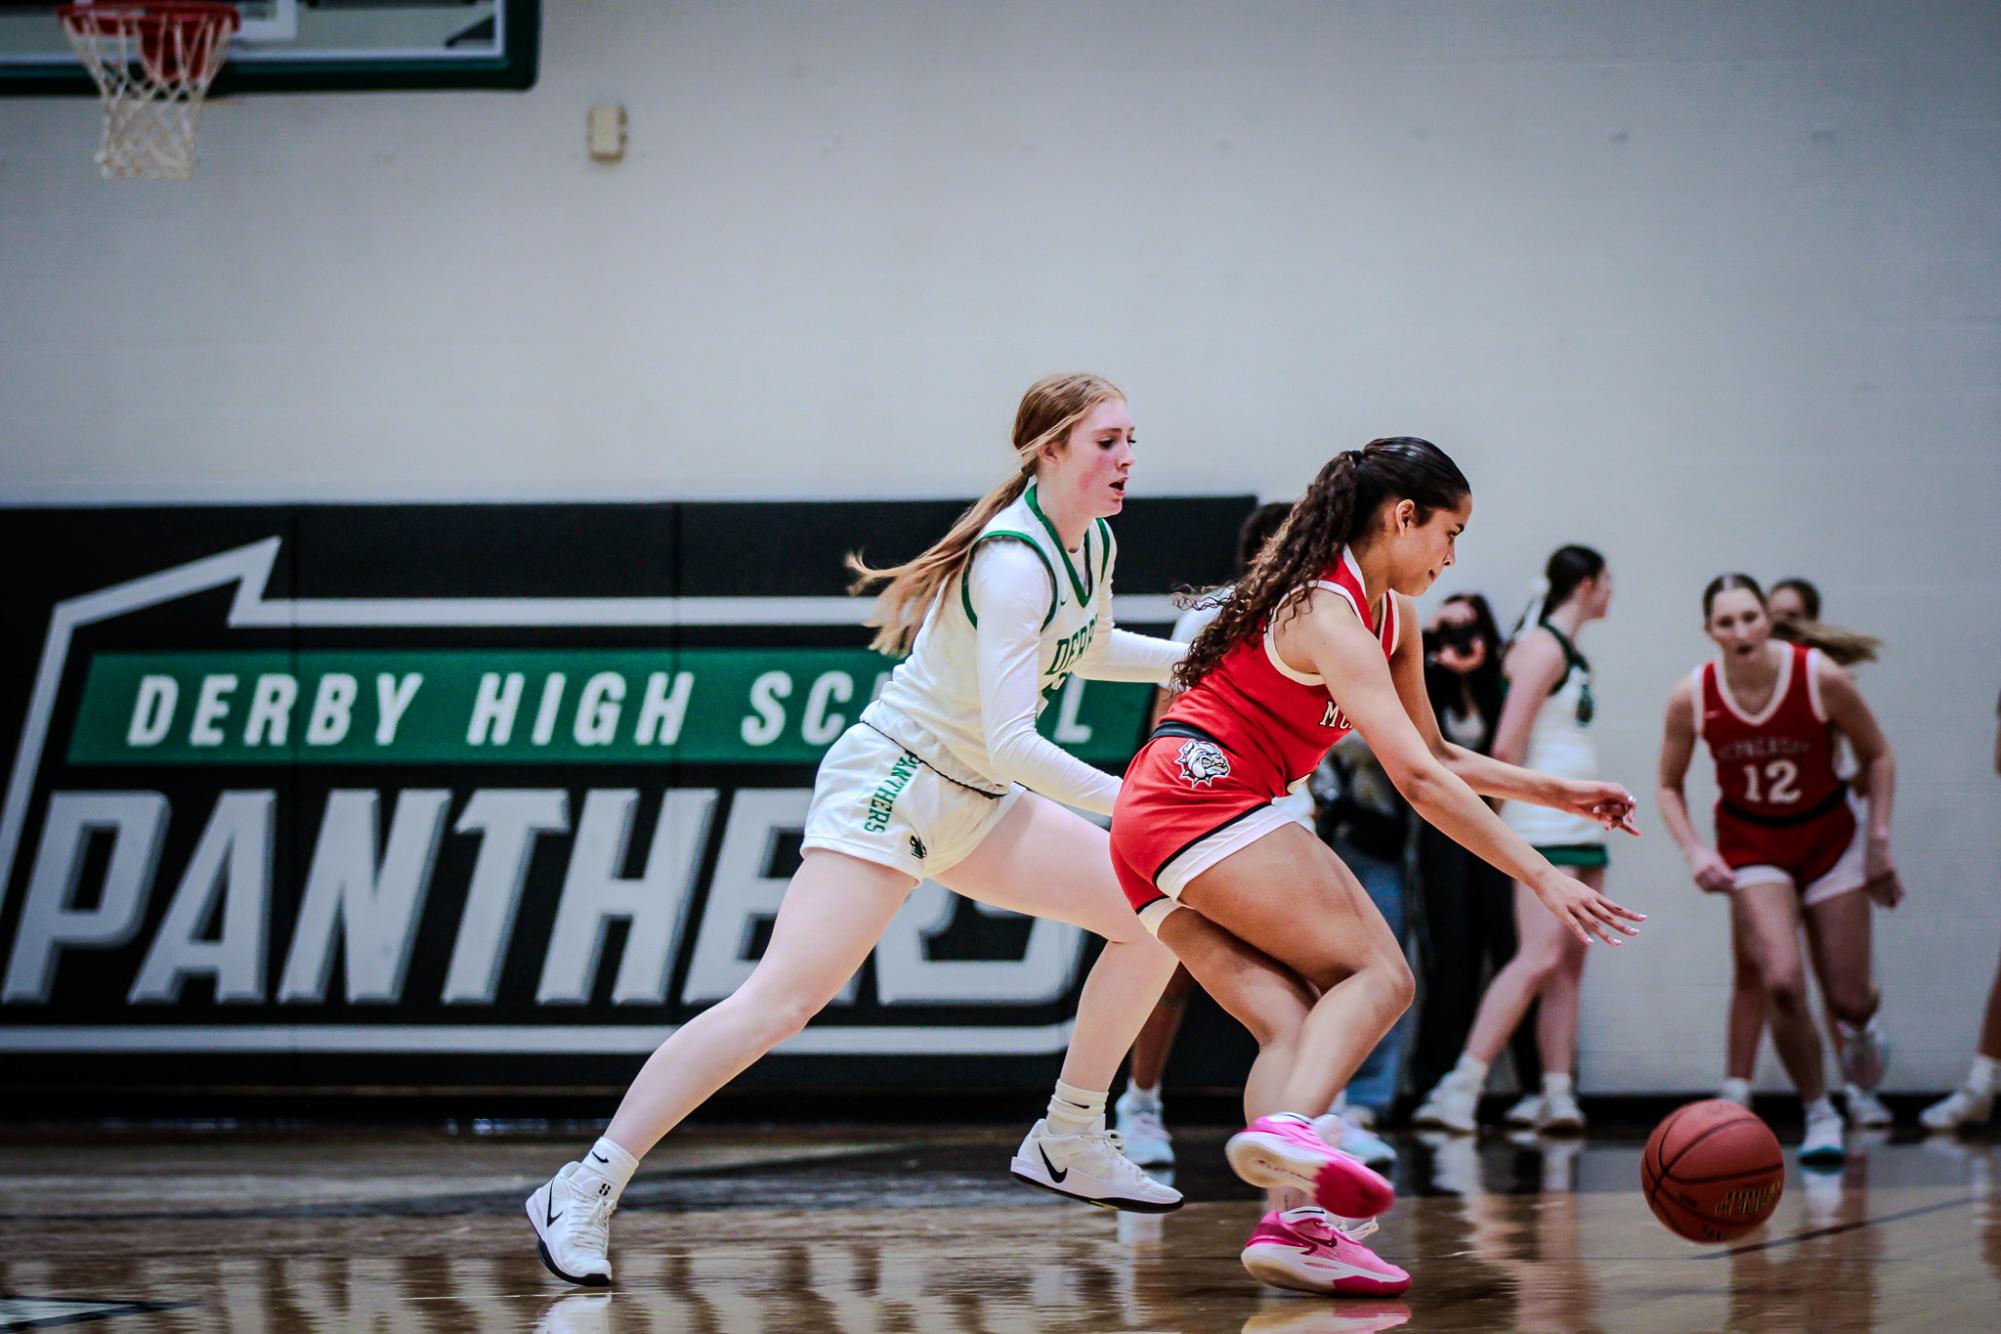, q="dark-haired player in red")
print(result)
[1658,573,1903,1166]
[1109,437,1644,1297]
